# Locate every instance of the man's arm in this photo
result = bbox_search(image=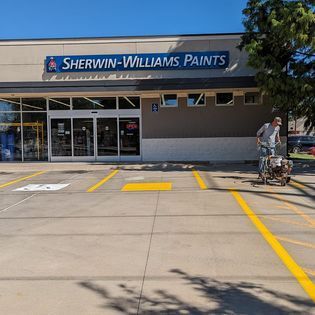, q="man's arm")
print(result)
[256,124,266,144]
[276,130,281,144]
